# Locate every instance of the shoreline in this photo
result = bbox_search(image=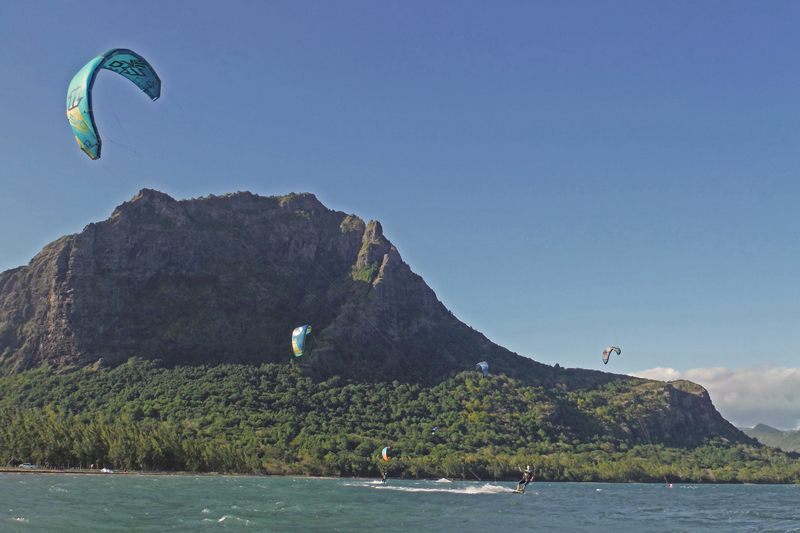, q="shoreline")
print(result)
[0,469,479,483]
[3,468,795,485]
[0,468,402,480]
[0,468,171,476]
